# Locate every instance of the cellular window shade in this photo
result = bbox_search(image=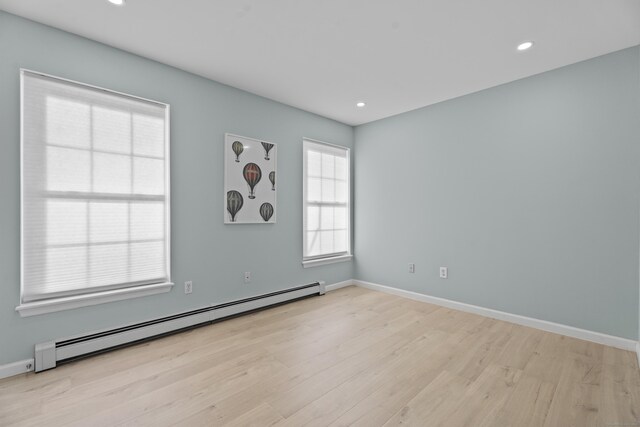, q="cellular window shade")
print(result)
[303,139,350,260]
[21,71,170,303]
